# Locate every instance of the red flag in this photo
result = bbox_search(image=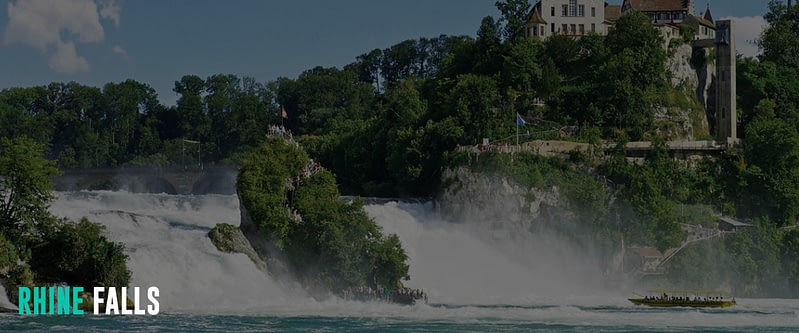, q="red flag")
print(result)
[281,106,288,119]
